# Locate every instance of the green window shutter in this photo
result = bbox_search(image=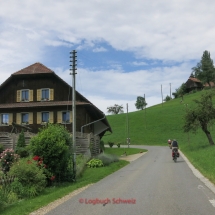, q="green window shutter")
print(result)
[9,113,13,125]
[37,89,41,101]
[29,112,33,124]
[50,89,54,100]
[16,113,21,124]
[37,112,41,124]
[29,90,33,101]
[49,112,53,123]
[17,90,21,102]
